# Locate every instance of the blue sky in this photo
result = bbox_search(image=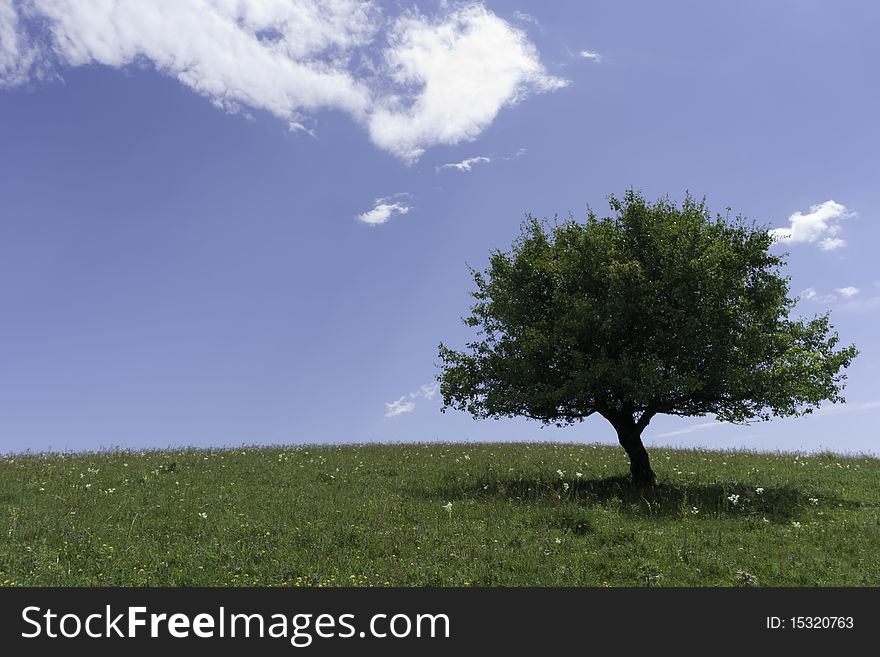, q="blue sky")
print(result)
[0,1,878,455]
